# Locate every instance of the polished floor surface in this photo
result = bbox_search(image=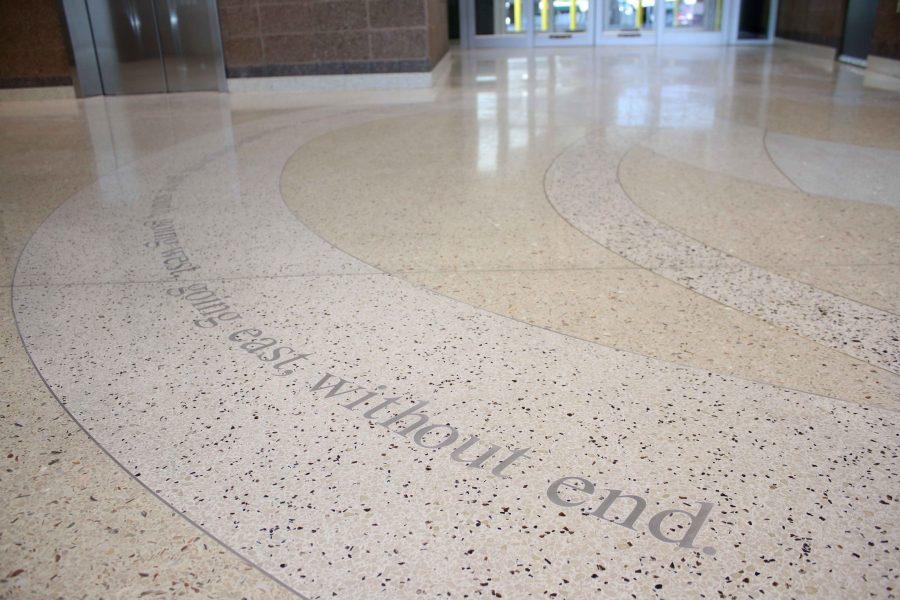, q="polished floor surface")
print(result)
[1,46,899,598]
